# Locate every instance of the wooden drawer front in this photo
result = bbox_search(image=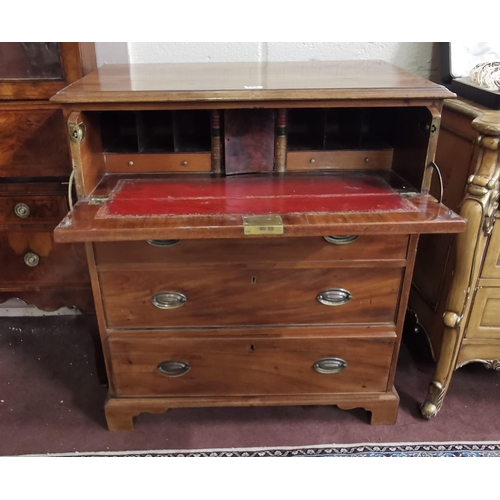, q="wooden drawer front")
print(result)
[104,153,212,173]
[481,223,500,279]
[287,150,394,171]
[466,287,500,340]
[100,267,402,328]
[0,195,67,225]
[94,235,409,268]
[0,109,70,177]
[0,232,90,288]
[109,335,395,397]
